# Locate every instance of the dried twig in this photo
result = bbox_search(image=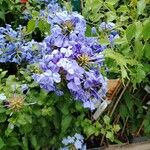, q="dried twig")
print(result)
[121,117,129,136]
[109,81,130,117]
